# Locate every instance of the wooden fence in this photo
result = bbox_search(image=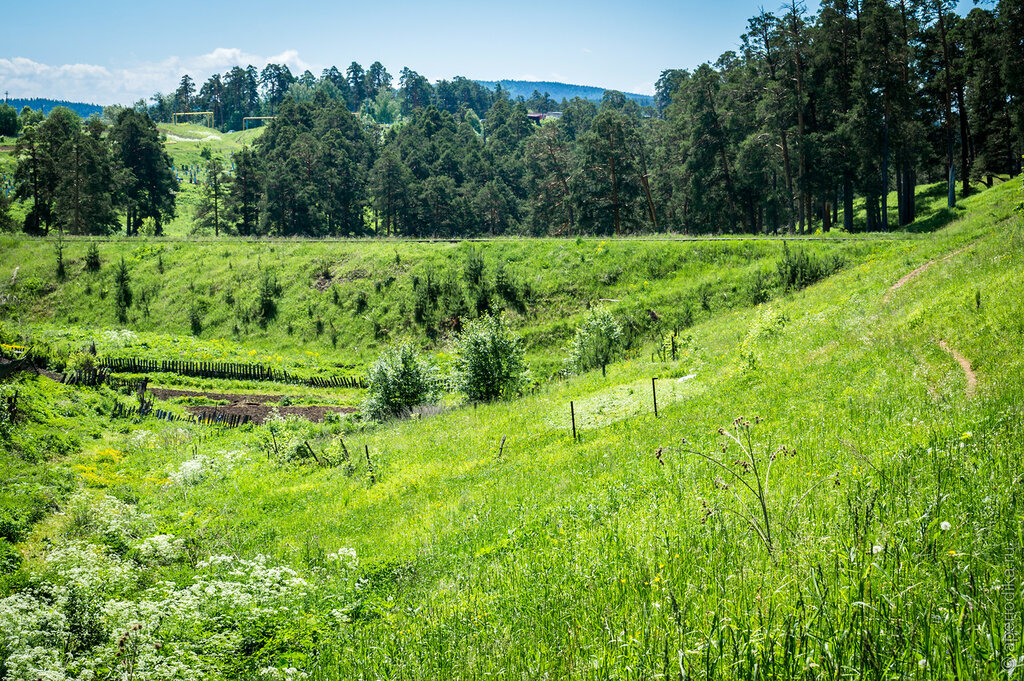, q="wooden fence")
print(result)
[0,357,31,381]
[97,357,365,389]
[2,391,16,421]
[112,401,251,427]
[62,367,111,386]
